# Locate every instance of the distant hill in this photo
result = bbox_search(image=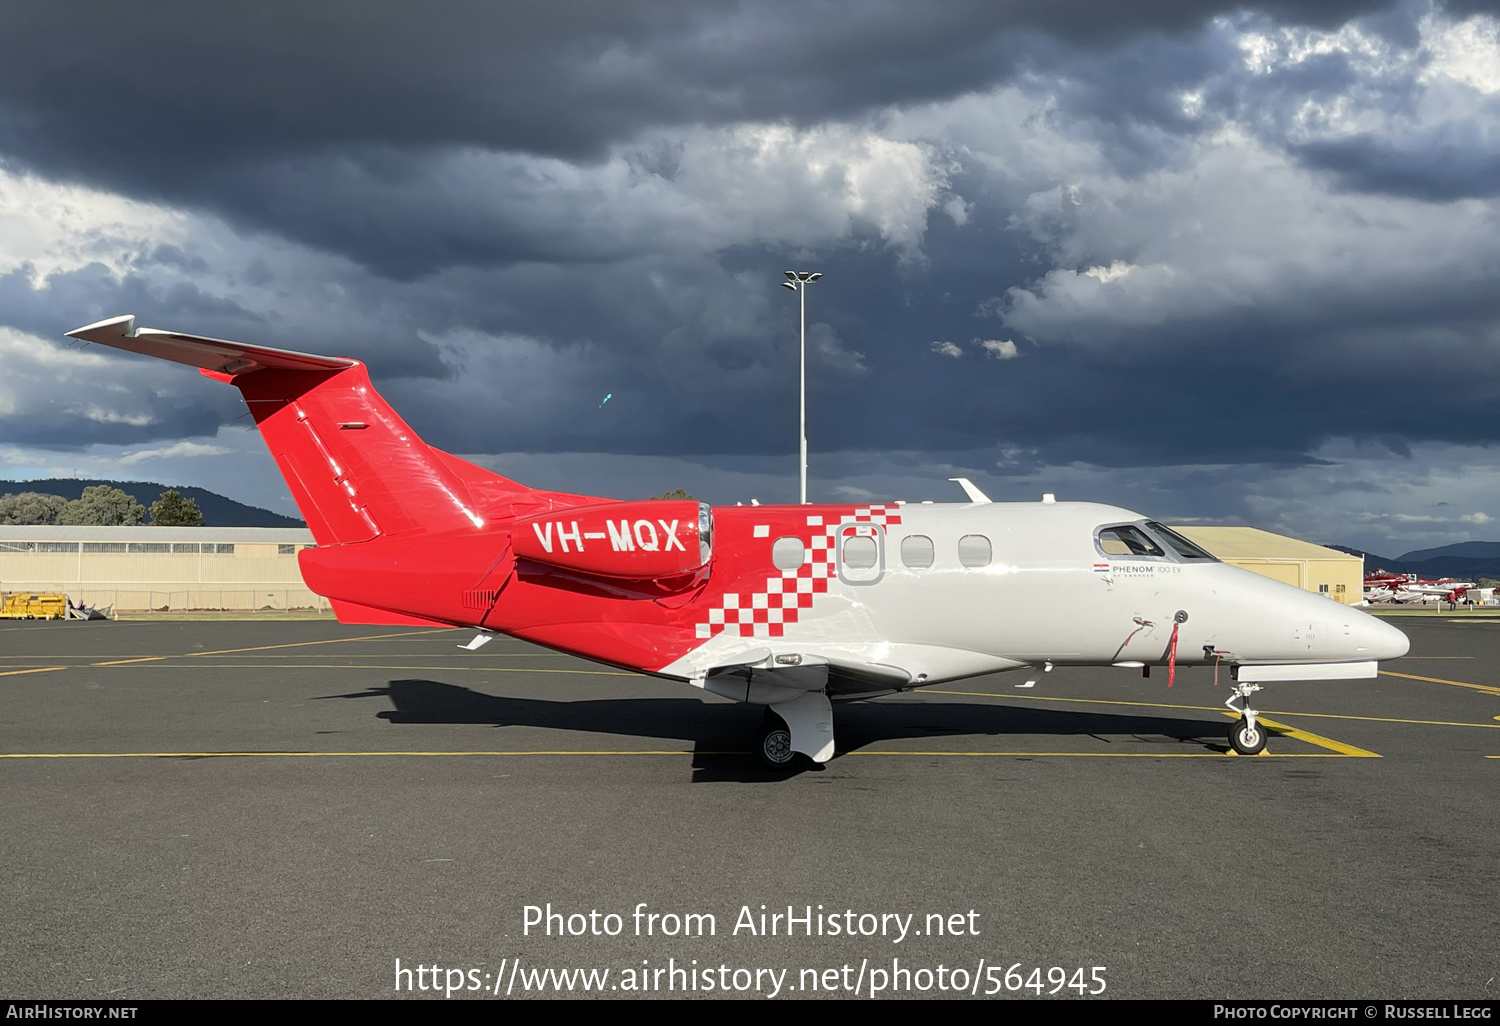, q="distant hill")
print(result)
[0,479,303,528]
[1328,542,1500,581]
[1327,545,1391,566]
[1397,540,1500,563]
